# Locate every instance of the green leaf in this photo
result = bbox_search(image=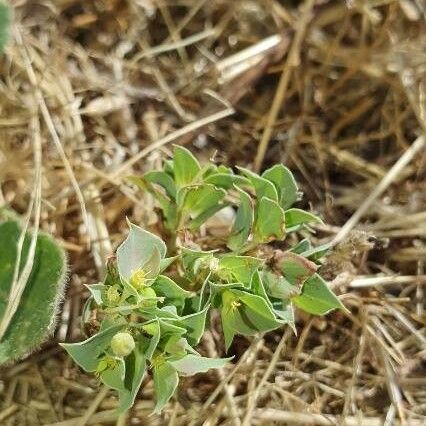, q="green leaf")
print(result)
[117,222,167,281]
[100,357,126,391]
[204,173,249,189]
[158,318,187,338]
[220,289,282,350]
[217,255,262,285]
[179,305,209,345]
[301,243,331,262]
[0,221,67,365]
[271,299,295,329]
[169,354,231,376]
[276,251,318,286]
[152,275,191,313]
[173,145,201,187]
[153,360,179,414]
[142,321,161,360]
[143,171,177,200]
[180,184,226,222]
[0,2,10,53]
[237,167,278,201]
[261,271,300,299]
[290,238,311,254]
[251,270,272,308]
[284,208,322,228]
[189,202,231,231]
[293,273,345,315]
[61,324,125,372]
[118,341,147,413]
[262,164,299,209]
[227,187,253,251]
[254,197,285,242]
[85,284,105,305]
[159,256,178,273]
[181,247,216,279]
